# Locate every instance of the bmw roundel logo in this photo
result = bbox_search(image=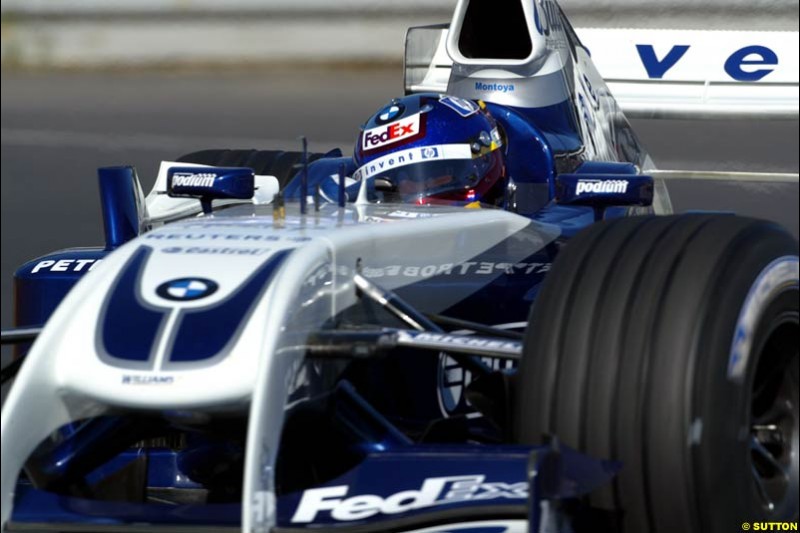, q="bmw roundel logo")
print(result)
[377,103,405,124]
[156,278,218,301]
